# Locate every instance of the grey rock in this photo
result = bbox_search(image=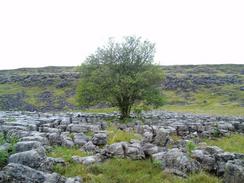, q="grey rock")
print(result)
[0,163,66,183]
[67,124,88,133]
[61,132,74,147]
[8,148,46,169]
[104,142,127,158]
[204,146,224,155]
[92,133,107,146]
[15,141,43,153]
[154,128,169,146]
[65,176,82,183]
[72,154,102,165]
[20,135,49,145]
[159,148,200,174]
[80,141,98,152]
[47,133,62,146]
[126,142,145,160]
[142,143,163,156]
[192,149,216,172]
[73,133,88,146]
[143,132,153,143]
[224,159,244,183]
